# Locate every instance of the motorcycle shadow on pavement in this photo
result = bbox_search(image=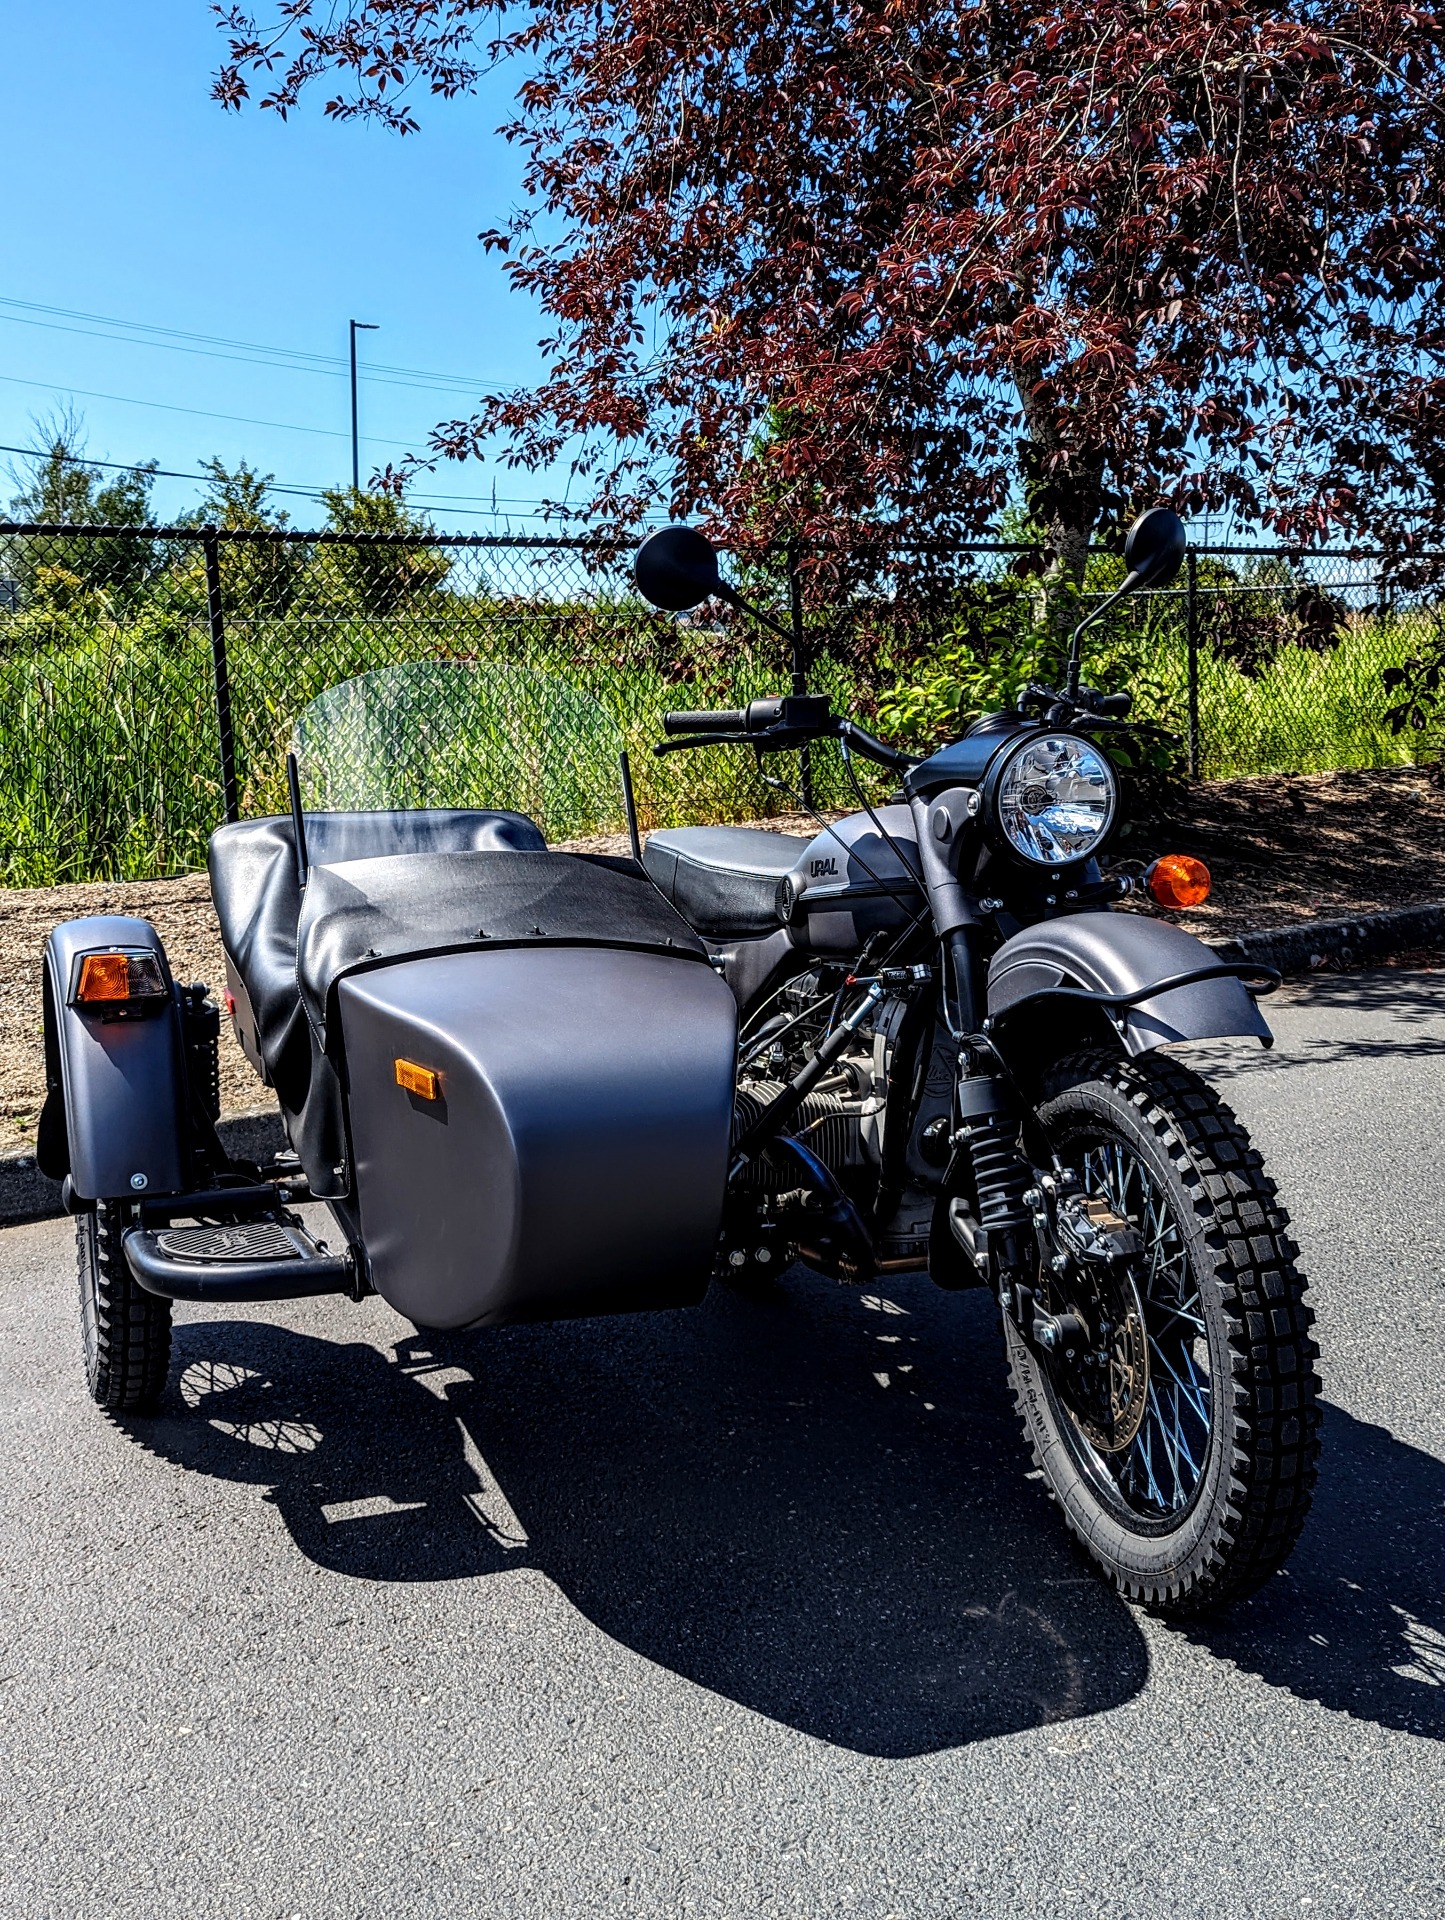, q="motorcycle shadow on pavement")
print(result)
[1179,1402,1445,1741]
[125,1265,1150,1758]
